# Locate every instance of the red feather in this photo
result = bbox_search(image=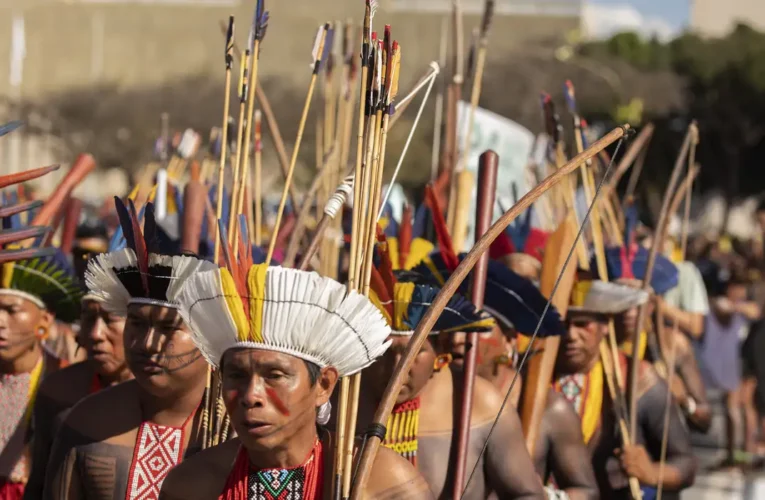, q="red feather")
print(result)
[370,266,394,317]
[375,224,396,296]
[425,184,459,271]
[490,231,515,259]
[128,199,150,294]
[399,203,412,269]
